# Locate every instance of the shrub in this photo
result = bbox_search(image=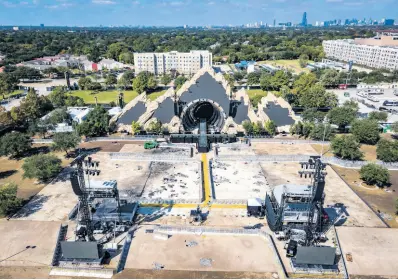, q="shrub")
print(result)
[359,163,390,187]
